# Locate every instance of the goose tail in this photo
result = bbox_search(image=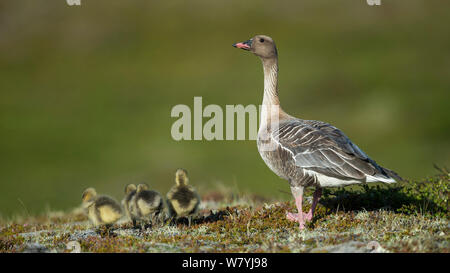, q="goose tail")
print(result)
[381,167,404,182]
